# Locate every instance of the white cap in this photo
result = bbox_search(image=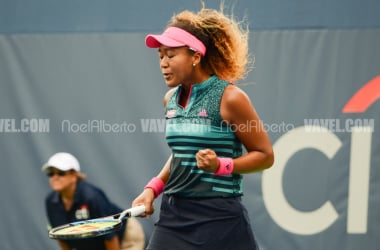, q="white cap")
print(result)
[41,152,80,172]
